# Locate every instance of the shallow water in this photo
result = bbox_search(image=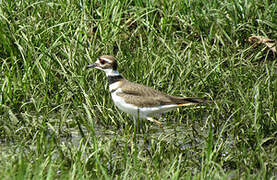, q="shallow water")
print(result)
[0,110,213,161]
